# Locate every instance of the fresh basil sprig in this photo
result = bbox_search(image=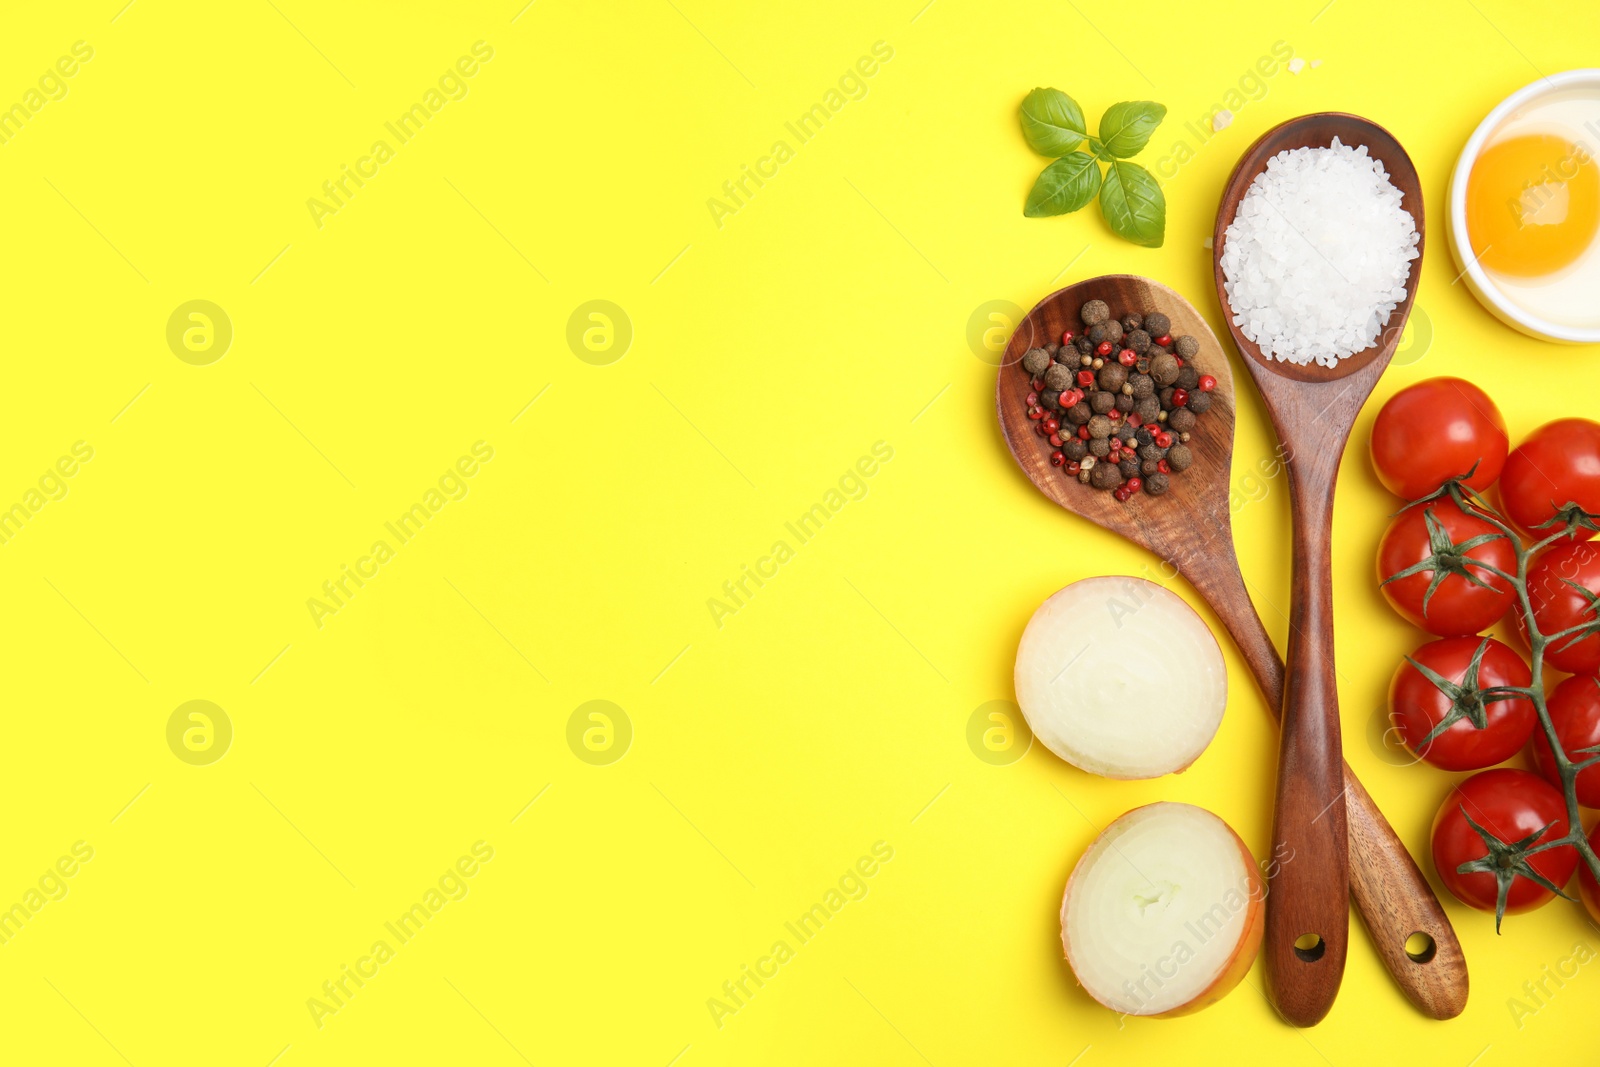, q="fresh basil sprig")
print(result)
[1019,91,1167,248]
